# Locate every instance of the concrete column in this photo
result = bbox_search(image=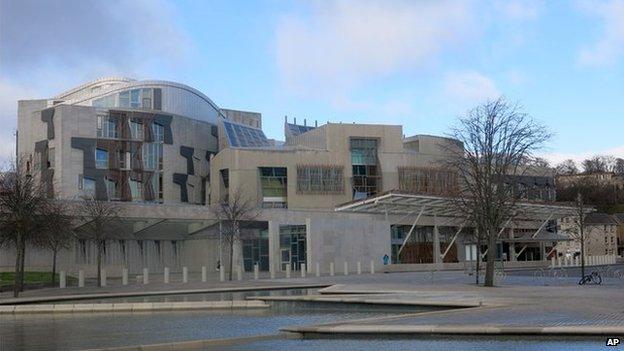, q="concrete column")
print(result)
[540,242,546,261]
[78,270,85,287]
[122,268,128,286]
[286,264,291,279]
[143,268,149,284]
[254,264,259,280]
[100,269,107,287]
[236,266,242,281]
[329,262,334,276]
[370,260,375,274]
[433,224,442,265]
[268,220,280,280]
[301,263,306,278]
[357,261,362,275]
[59,271,66,288]
[164,267,170,283]
[316,262,320,277]
[343,261,349,276]
[219,266,225,282]
[509,228,516,261]
[183,266,188,283]
[201,266,207,282]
